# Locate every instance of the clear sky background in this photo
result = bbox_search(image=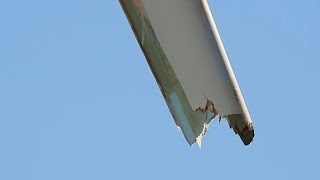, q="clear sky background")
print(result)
[0,0,319,179]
